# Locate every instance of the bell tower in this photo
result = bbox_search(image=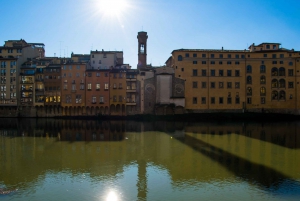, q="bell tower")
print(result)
[137,31,148,69]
